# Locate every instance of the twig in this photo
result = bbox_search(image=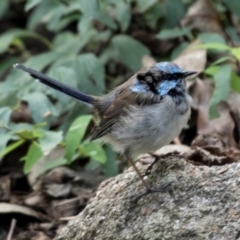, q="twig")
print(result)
[173,137,181,145]
[59,216,77,221]
[7,218,17,240]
